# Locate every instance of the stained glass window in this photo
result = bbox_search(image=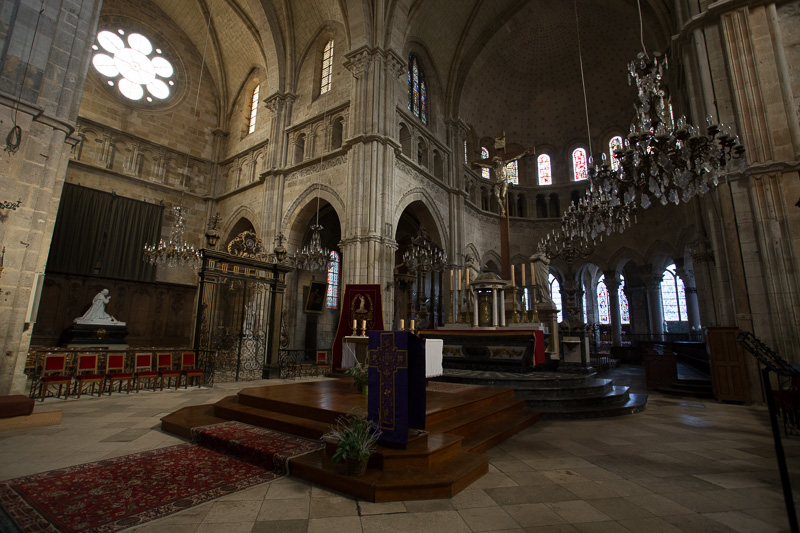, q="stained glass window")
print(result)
[92,29,174,103]
[660,264,687,321]
[619,274,630,324]
[321,39,334,94]
[609,136,623,171]
[326,251,340,308]
[538,154,552,186]
[248,84,259,134]
[505,160,518,185]
[408,55,428,124]
[573,148,588,181]
[597,275,610,324]
[549,273,563,323]
[481,147,490,179]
